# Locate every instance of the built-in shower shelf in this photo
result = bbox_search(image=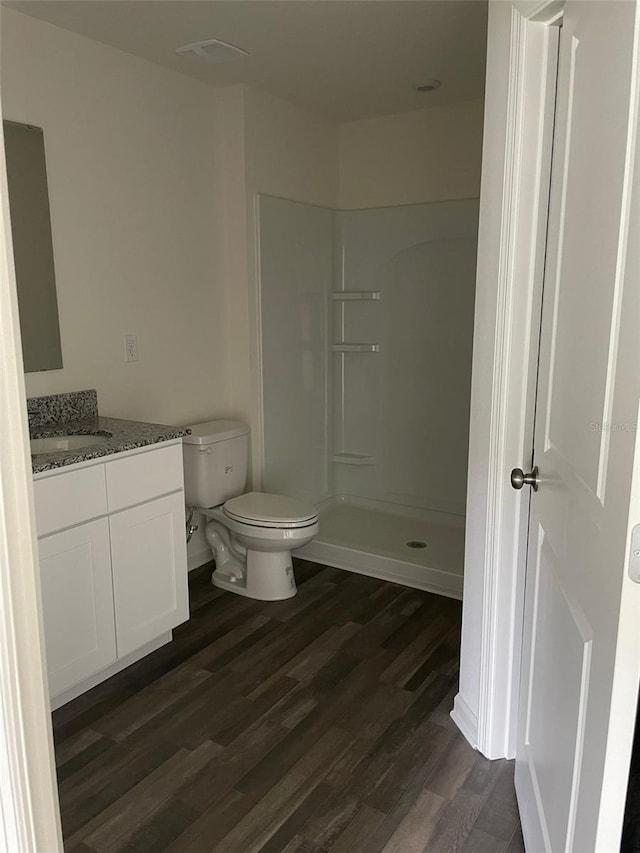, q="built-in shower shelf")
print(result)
[332,343,380,353]
[331,291,381,301]
[332,452,376,466]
